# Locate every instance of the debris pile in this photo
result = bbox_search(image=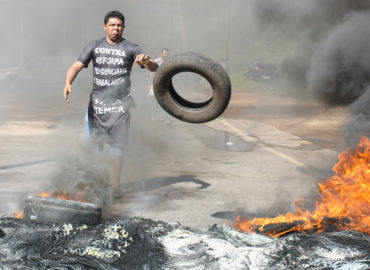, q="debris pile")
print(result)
[0,217,368,269]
